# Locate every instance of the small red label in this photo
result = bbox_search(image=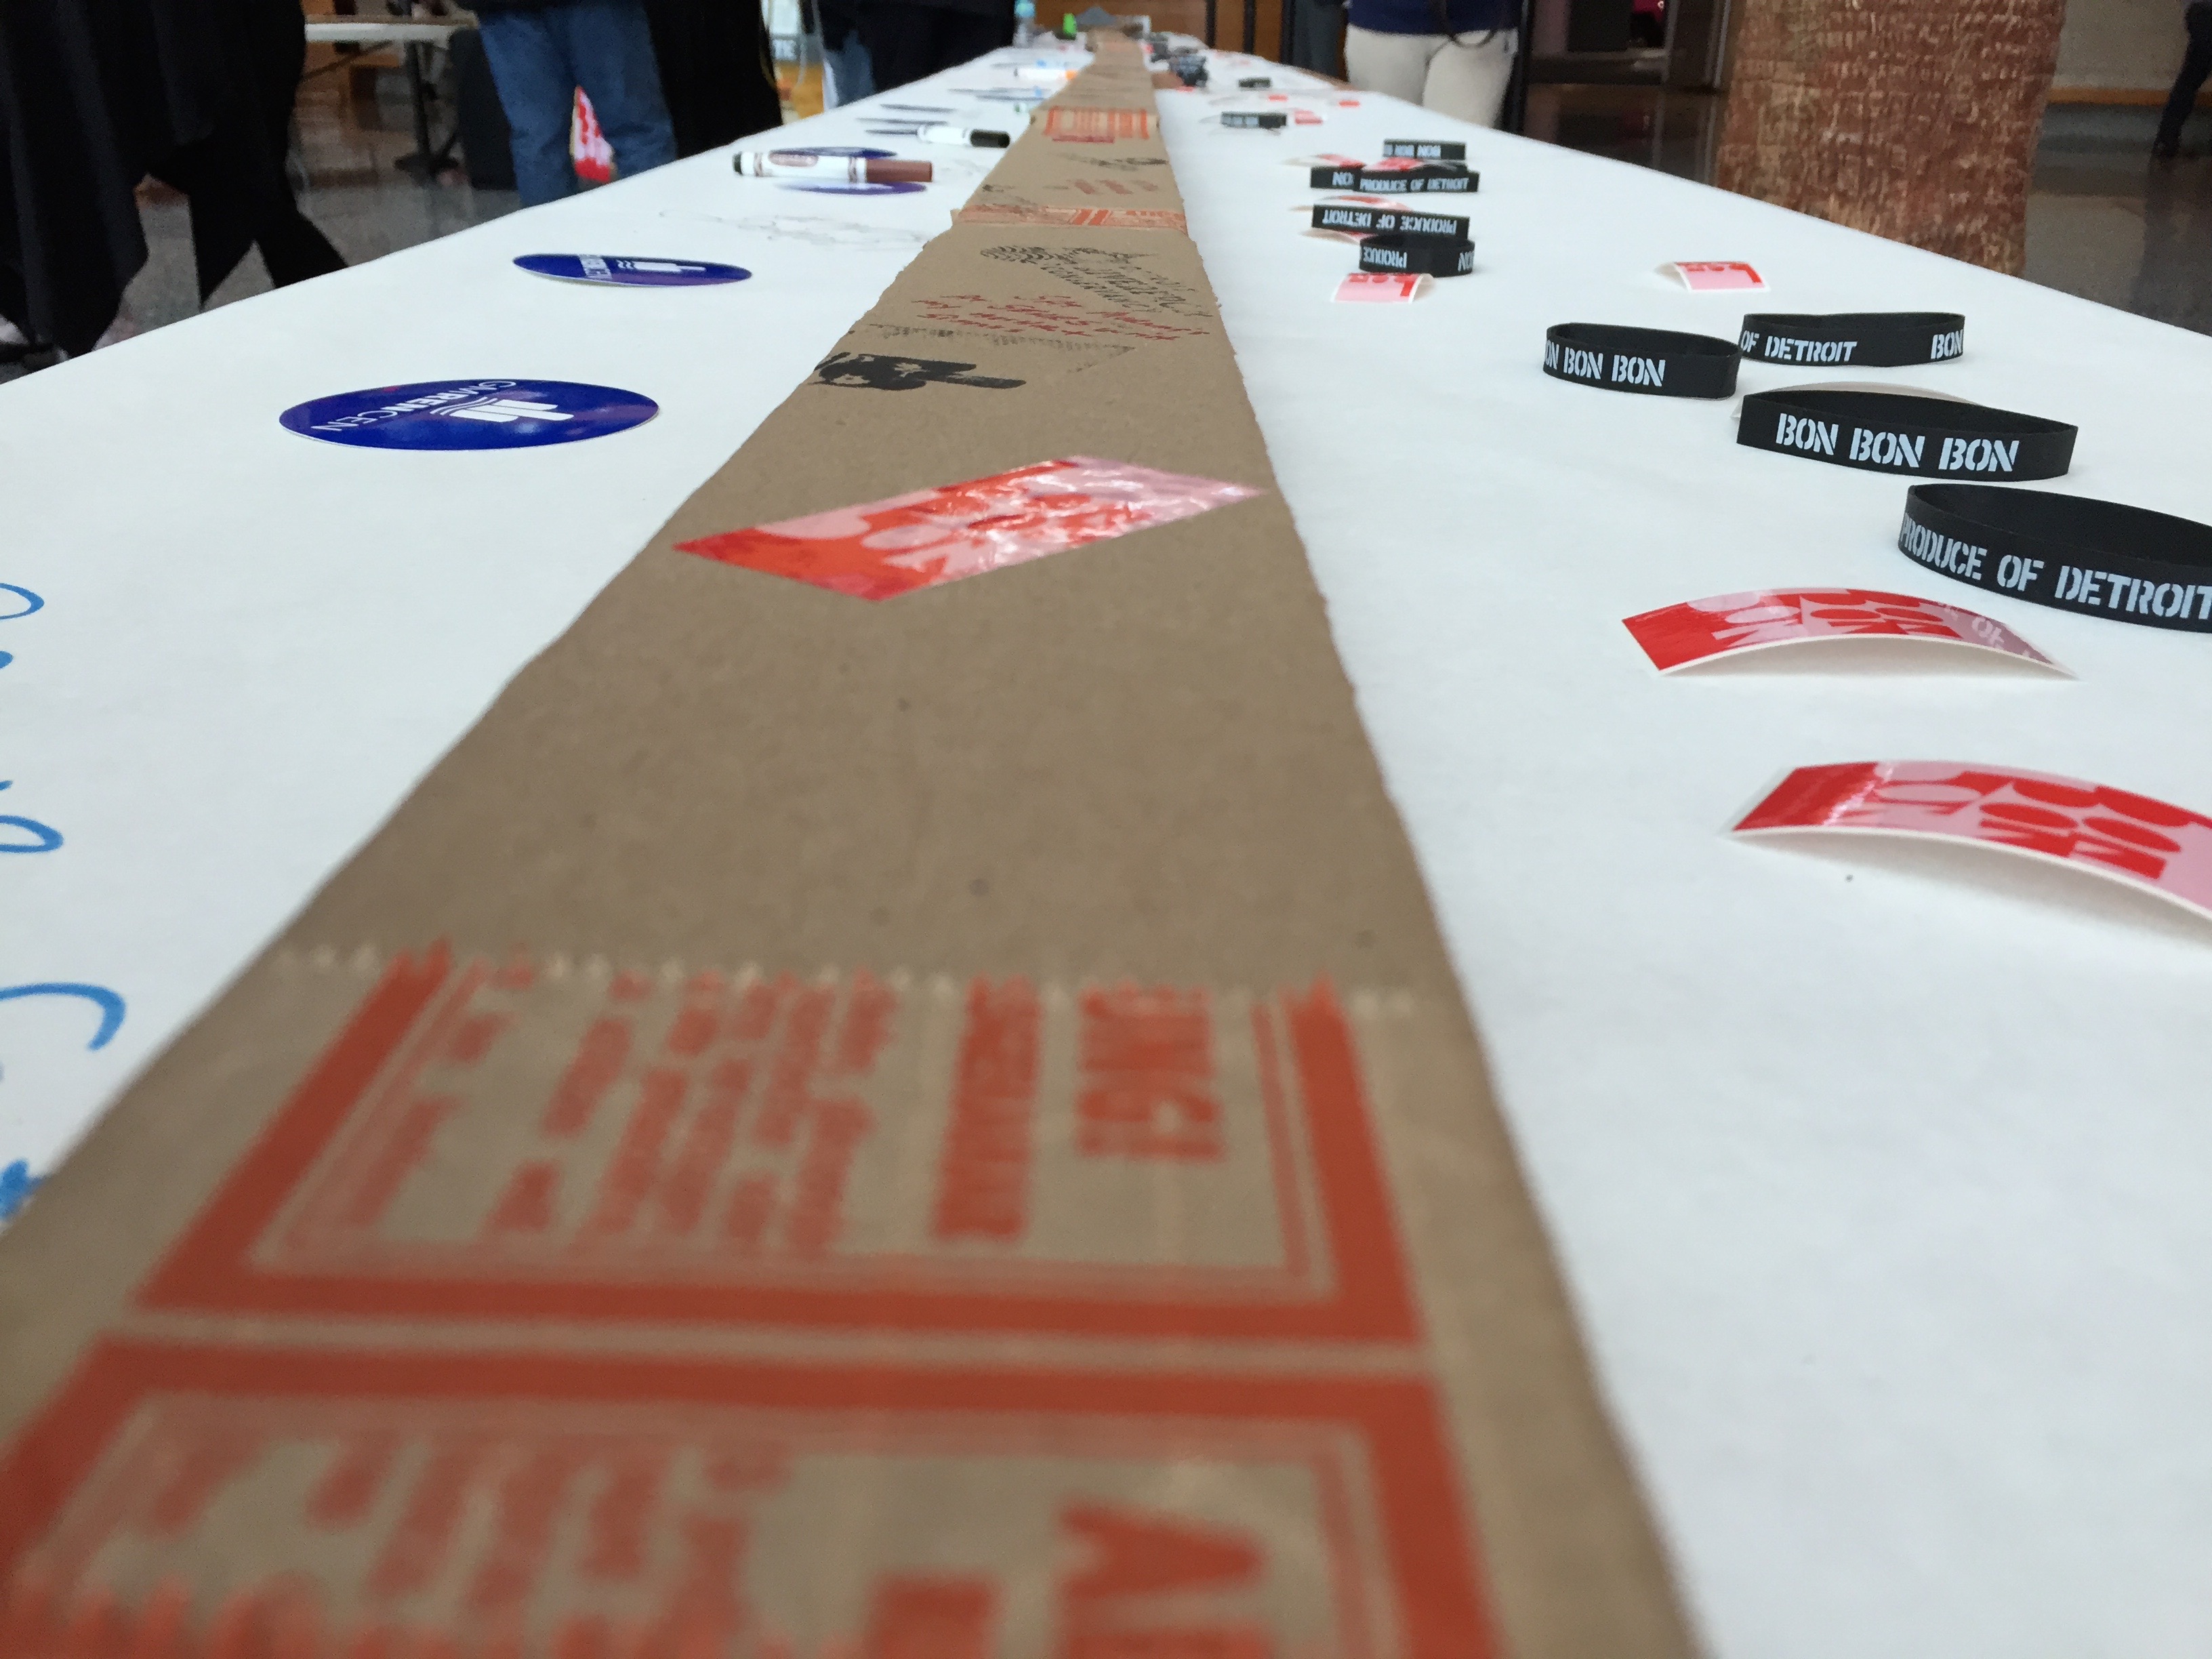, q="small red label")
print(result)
[954,206,1190,232]
[1670,260,1763,291]
[1334,274,1425,304]
[1043,108,1155,141]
